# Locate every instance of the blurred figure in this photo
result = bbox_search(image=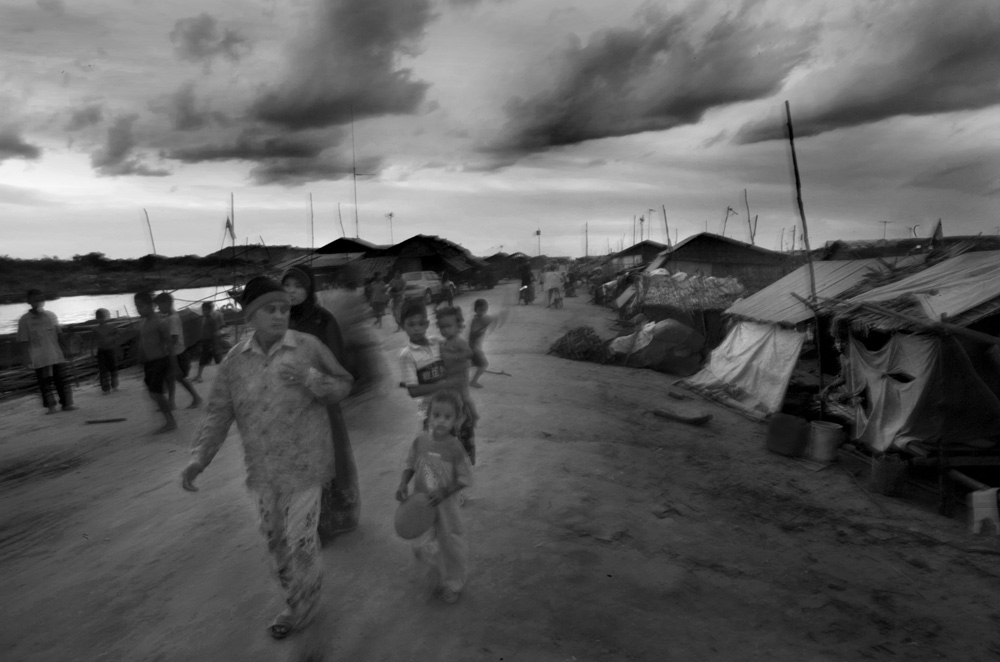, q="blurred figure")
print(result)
[282,265,366,544]
[468,299,494,388]
[91,308,119,393]
[134,291,176,433]
[388,270,407,331]
[369,271,390,327]
[153,292,202,409]
[18,289,76,414]
[194,301,224,383]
